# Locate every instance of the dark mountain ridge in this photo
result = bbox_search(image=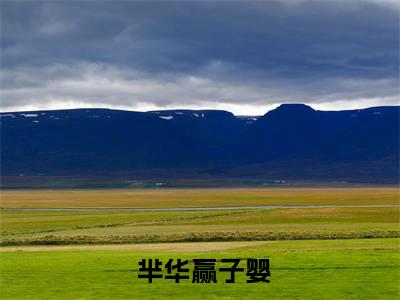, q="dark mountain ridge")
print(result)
[1,104,399,182]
